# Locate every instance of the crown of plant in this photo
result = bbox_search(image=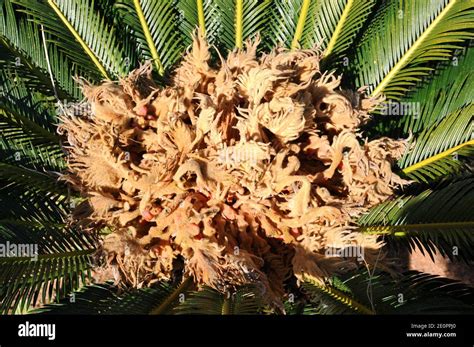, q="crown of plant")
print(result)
[59,33,407,305]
